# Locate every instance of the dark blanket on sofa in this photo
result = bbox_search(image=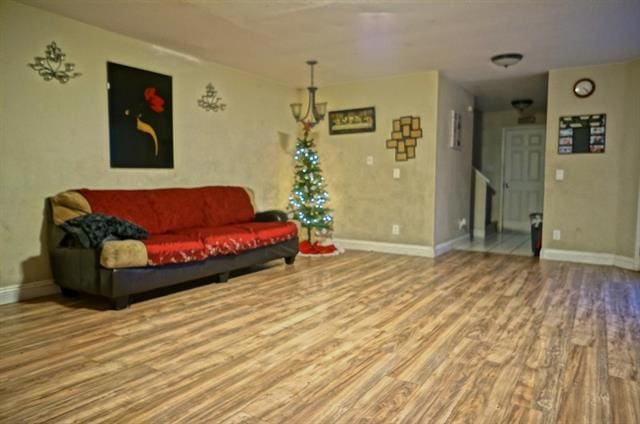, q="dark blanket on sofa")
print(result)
[61,213,148,248]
